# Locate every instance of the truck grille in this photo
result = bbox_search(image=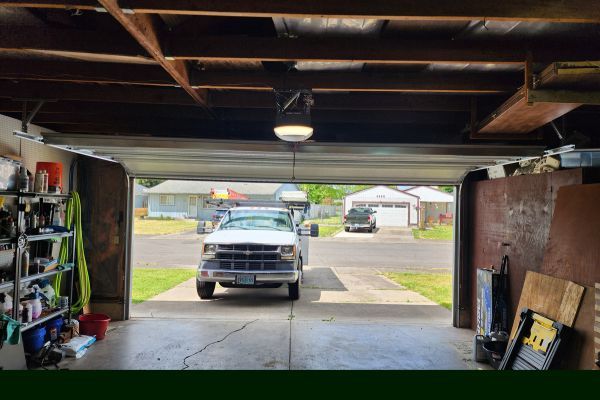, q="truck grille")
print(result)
[215,244,281,271]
